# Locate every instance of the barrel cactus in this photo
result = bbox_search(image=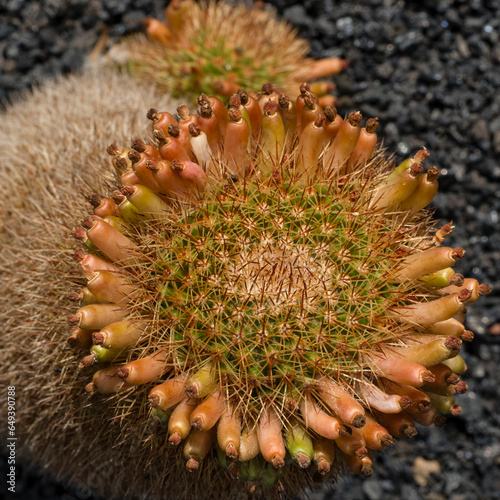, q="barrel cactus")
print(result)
[109,0,345,102]
[32,81,488,498]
